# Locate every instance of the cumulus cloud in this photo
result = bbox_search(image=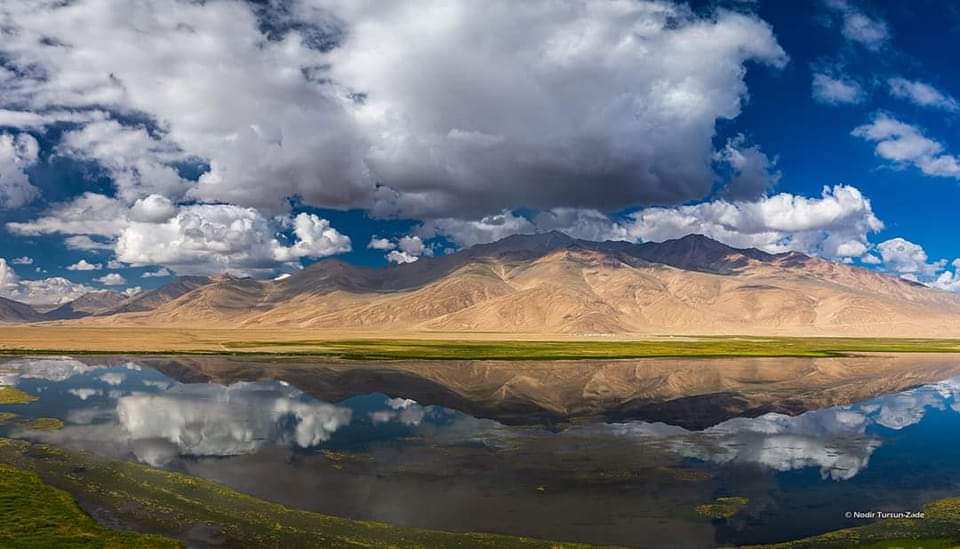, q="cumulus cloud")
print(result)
[853,115,960,179]
[887,78,959,112]
[0,0,786,220]
[128,194,177,224]
[812,72,865,105]
[377,235,432,264]
[94,273,126,286]
[66,259,102,271]
[367,237,395,251]
[875,237,946,281]
[11,257,32,265]
[0,257,95,306]
[616,185,883,258]
[0,132,40,209]
[141,268,171,279]
[426,185,883,260]
[272,213,352,262]
[116,205,350,275]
